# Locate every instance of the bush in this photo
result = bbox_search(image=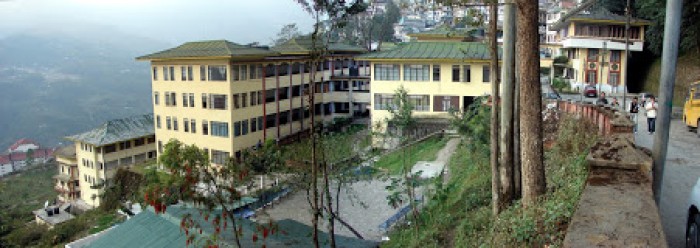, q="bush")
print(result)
[553,56,569,64]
